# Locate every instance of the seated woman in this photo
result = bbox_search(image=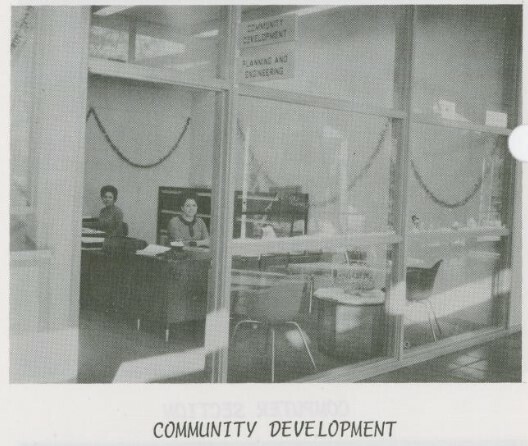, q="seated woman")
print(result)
[167,192,209,246]
[86,185,125,236]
